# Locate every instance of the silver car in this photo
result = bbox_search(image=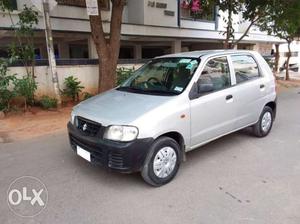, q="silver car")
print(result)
[68,50,277,186]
